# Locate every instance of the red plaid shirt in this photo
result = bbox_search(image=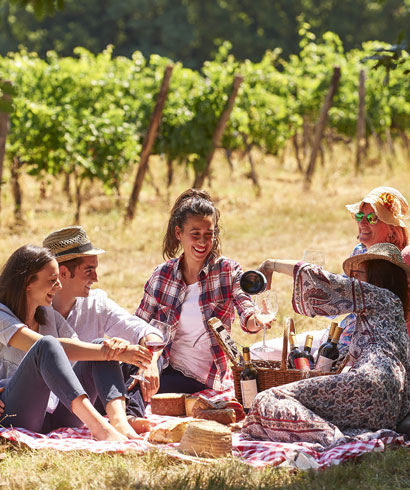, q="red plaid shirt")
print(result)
[135,254,256,390]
